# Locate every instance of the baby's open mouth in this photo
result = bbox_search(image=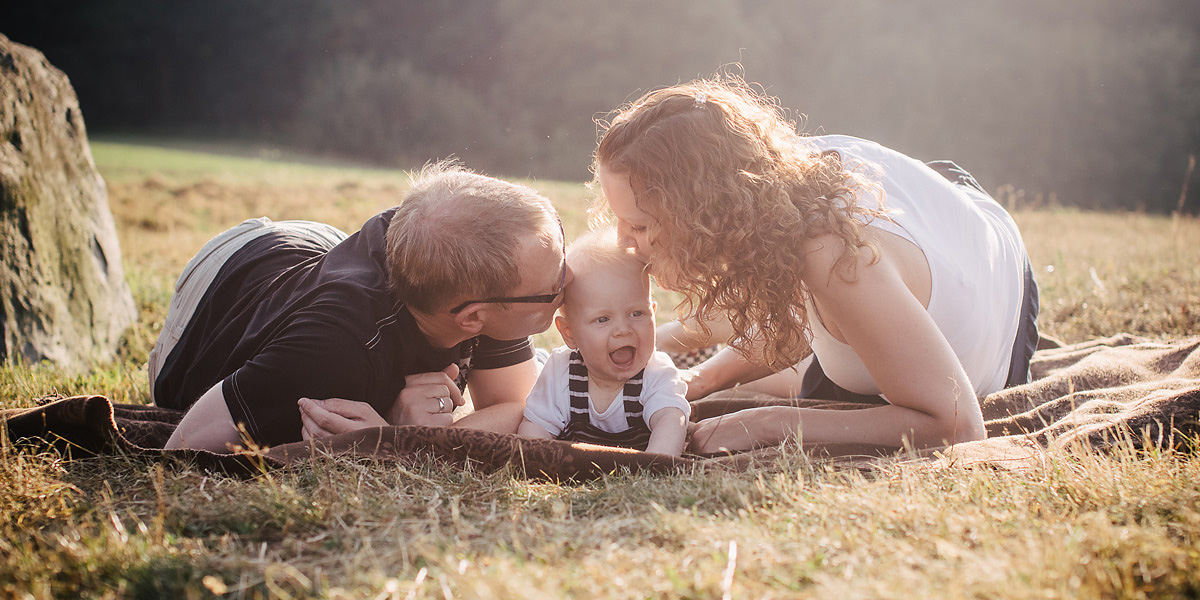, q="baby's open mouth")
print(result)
[609,346,636,367]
